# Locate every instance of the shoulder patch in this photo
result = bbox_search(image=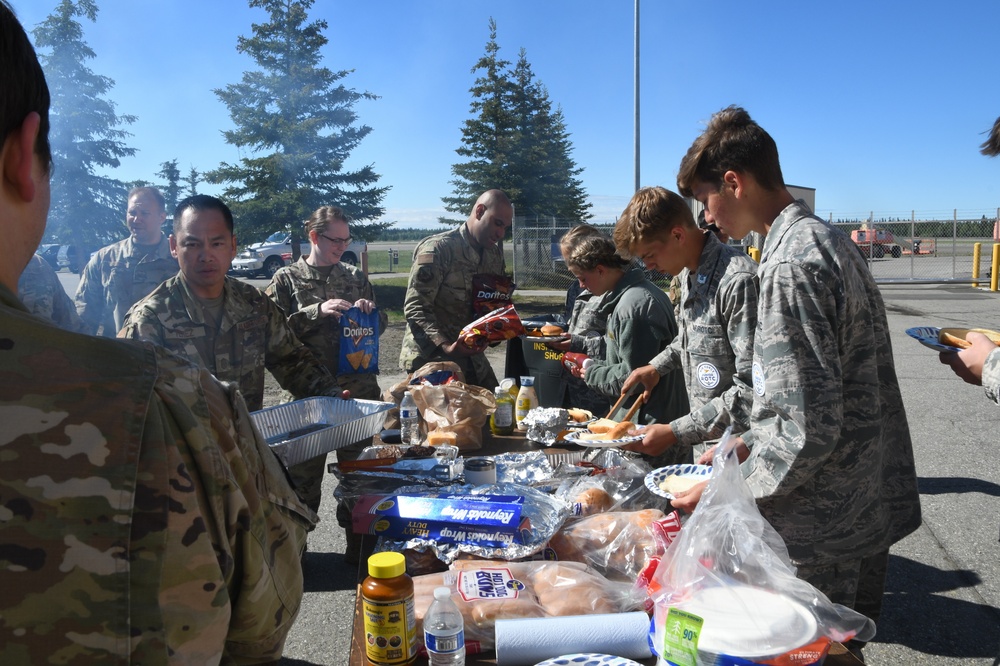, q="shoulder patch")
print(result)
[416,253,436,265]
[416,265,435,284]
